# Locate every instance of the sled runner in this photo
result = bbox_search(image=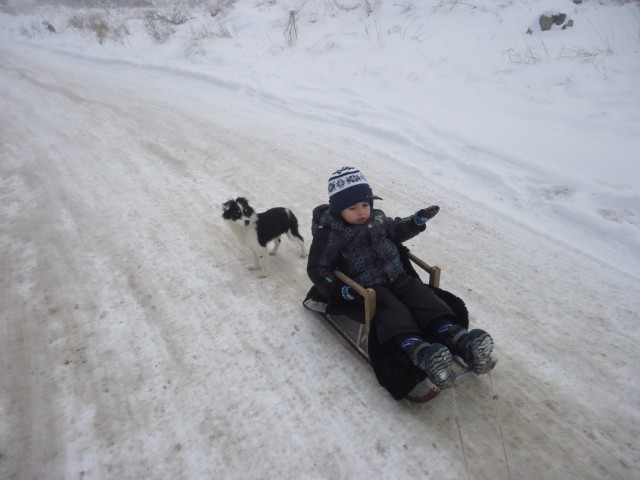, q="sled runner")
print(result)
[303,247,486,403]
